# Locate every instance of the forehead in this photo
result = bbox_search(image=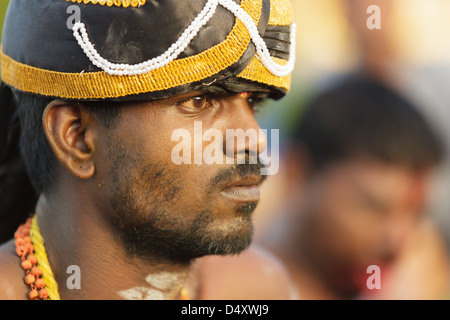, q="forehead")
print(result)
[320,158,430,203]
